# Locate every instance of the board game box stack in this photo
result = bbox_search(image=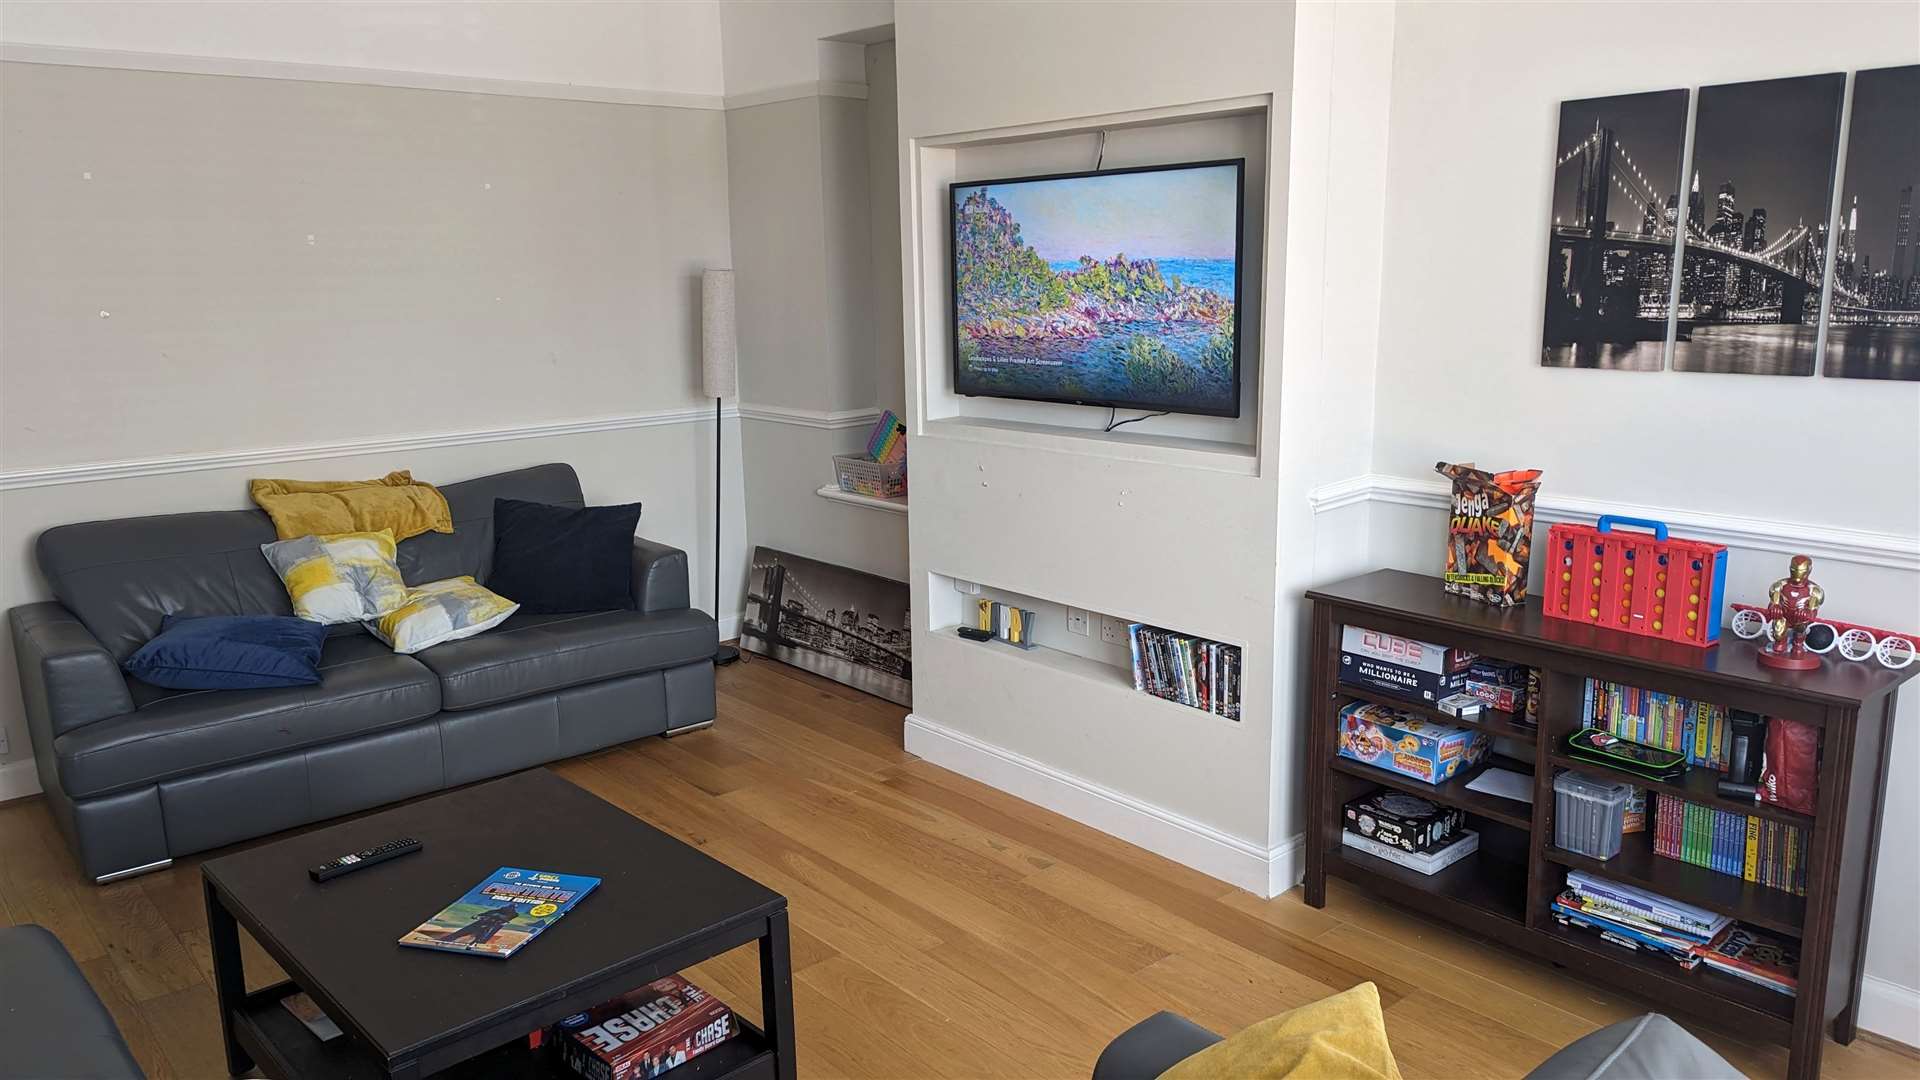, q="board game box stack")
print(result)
[1128,624,1241,719]
[1582,678,1730,770]
[553,976,736,1080]
[1340,790,1479,875]
[1653,794,1809,896]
